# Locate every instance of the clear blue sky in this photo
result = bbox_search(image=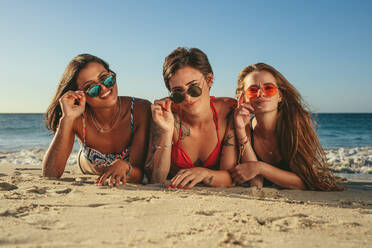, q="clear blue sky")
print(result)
[1,0,371,113]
